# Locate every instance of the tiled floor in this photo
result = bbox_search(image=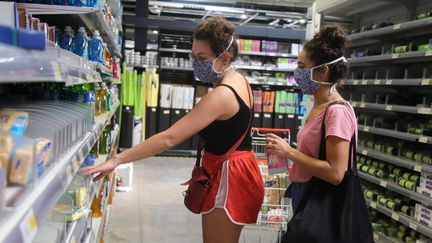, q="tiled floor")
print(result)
[107,157,284,243]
